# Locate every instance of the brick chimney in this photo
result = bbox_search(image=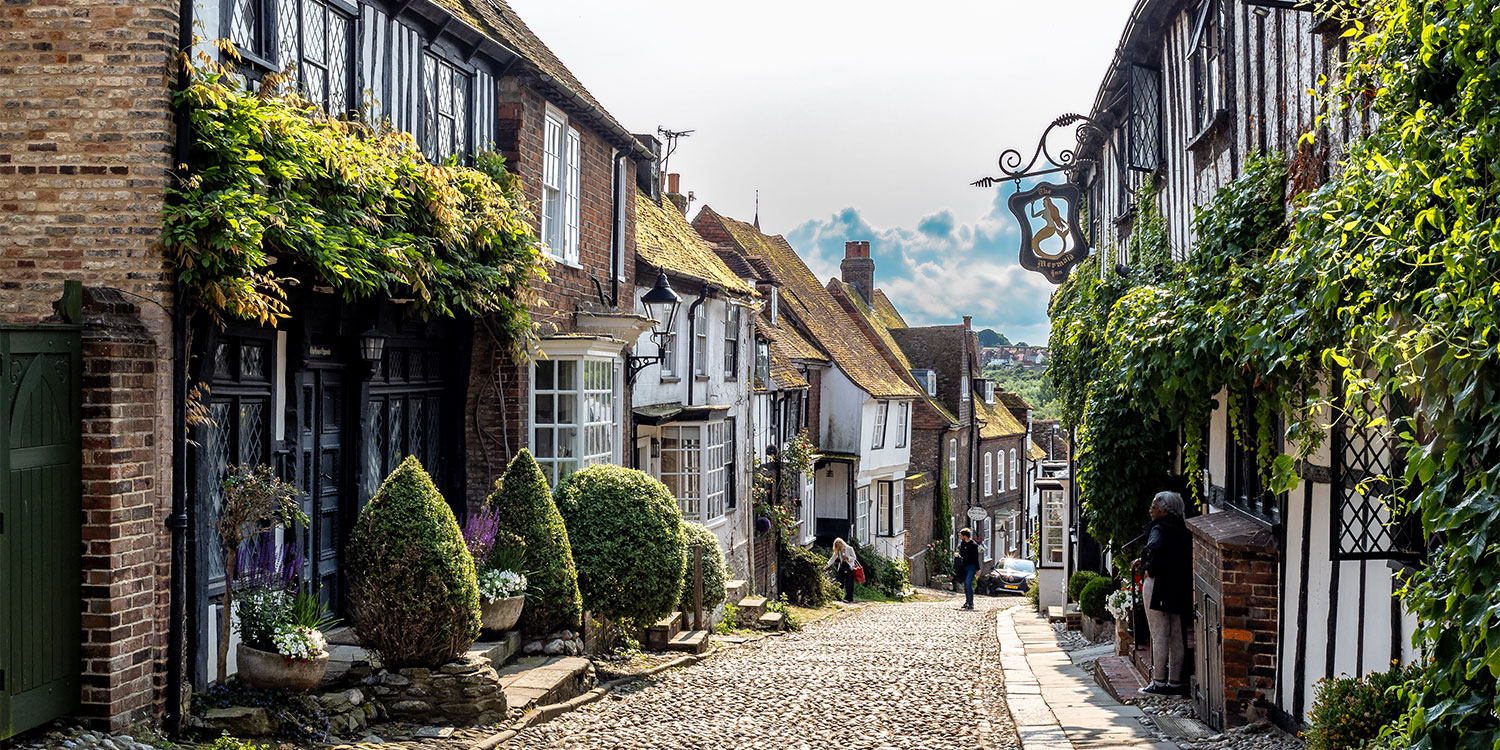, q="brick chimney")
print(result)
[840,240,874,304]
[665,173,688,214]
